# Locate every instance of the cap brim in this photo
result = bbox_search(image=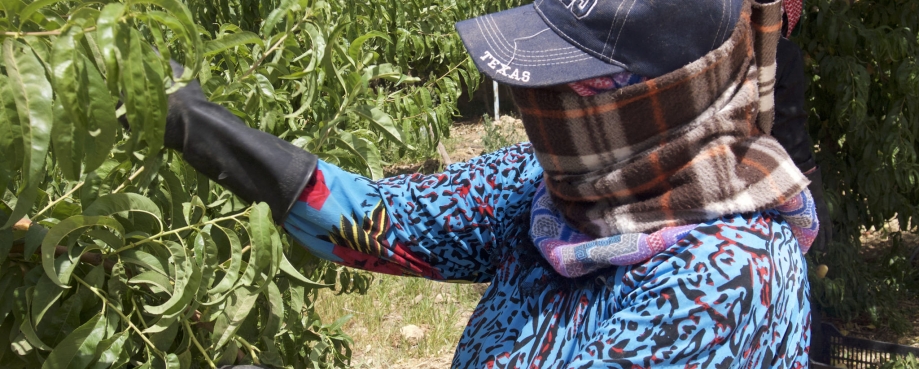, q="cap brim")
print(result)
[455,4,625,88]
